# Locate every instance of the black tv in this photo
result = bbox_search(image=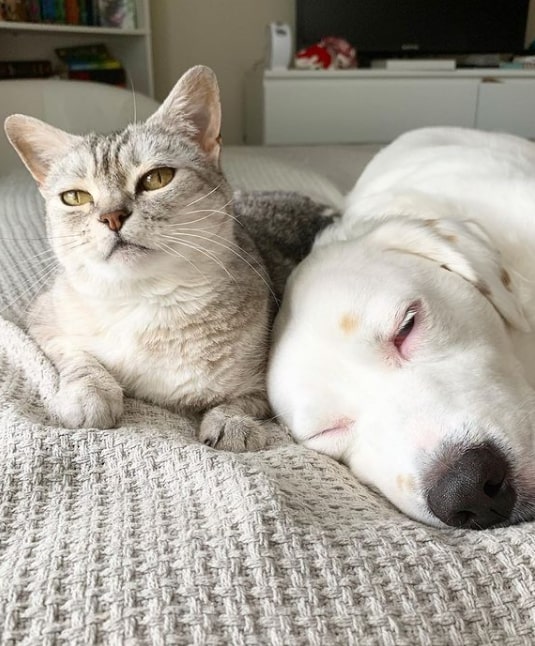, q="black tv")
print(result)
[296,0,530,61]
